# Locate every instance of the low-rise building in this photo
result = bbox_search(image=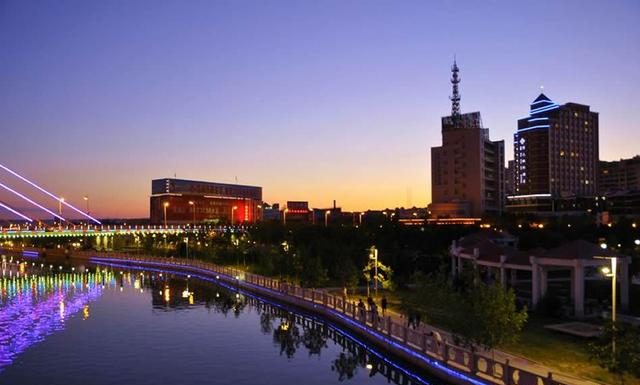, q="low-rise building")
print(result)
[149,178,262,225]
